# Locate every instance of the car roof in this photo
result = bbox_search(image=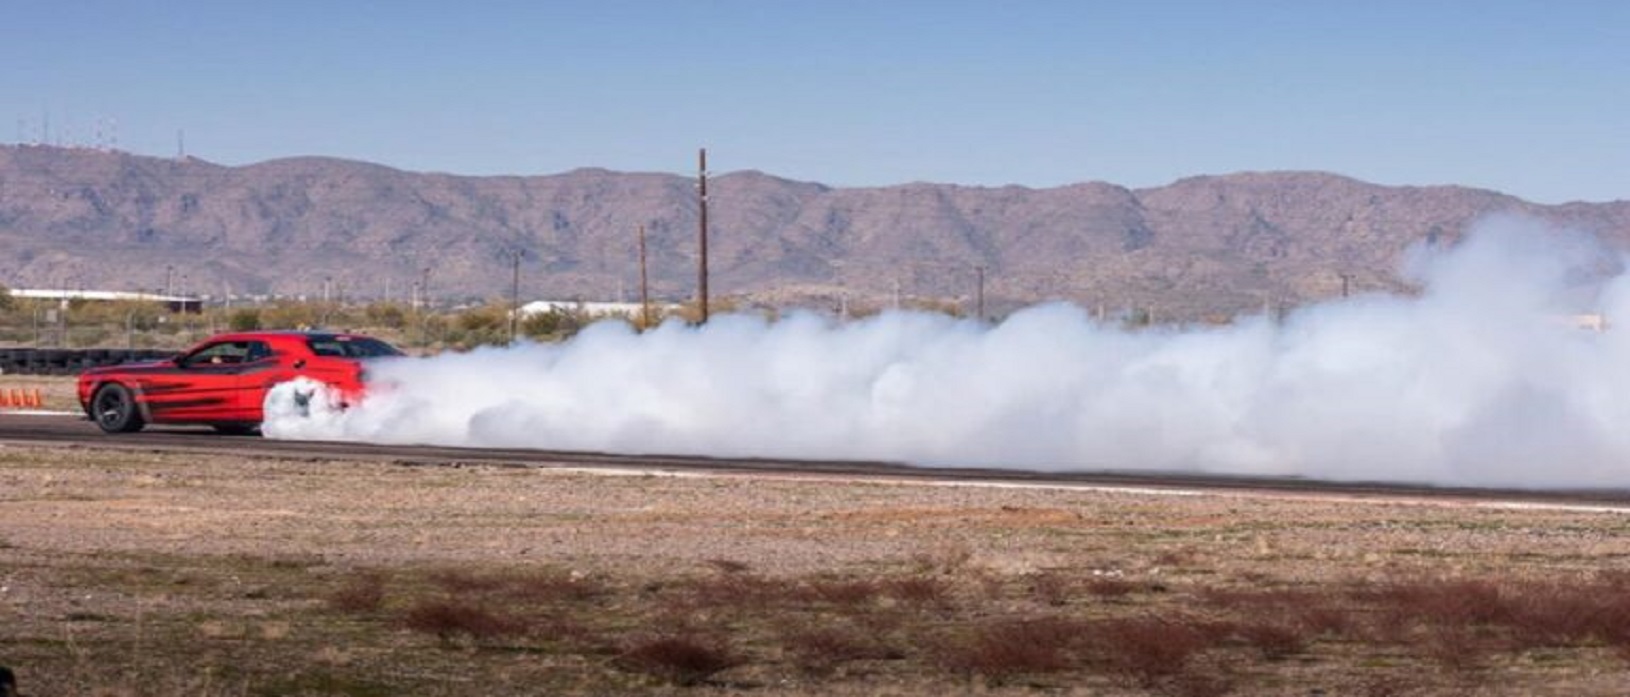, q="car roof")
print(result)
[189,330,382,346]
